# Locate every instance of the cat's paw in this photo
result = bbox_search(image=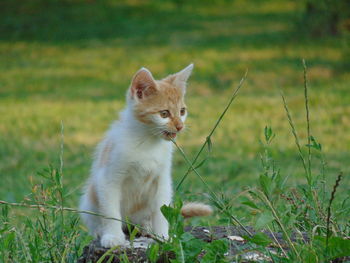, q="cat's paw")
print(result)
[154,230,169,241]
[100,234,127,248]
[153,223,169,241]
[159,232,169,241]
